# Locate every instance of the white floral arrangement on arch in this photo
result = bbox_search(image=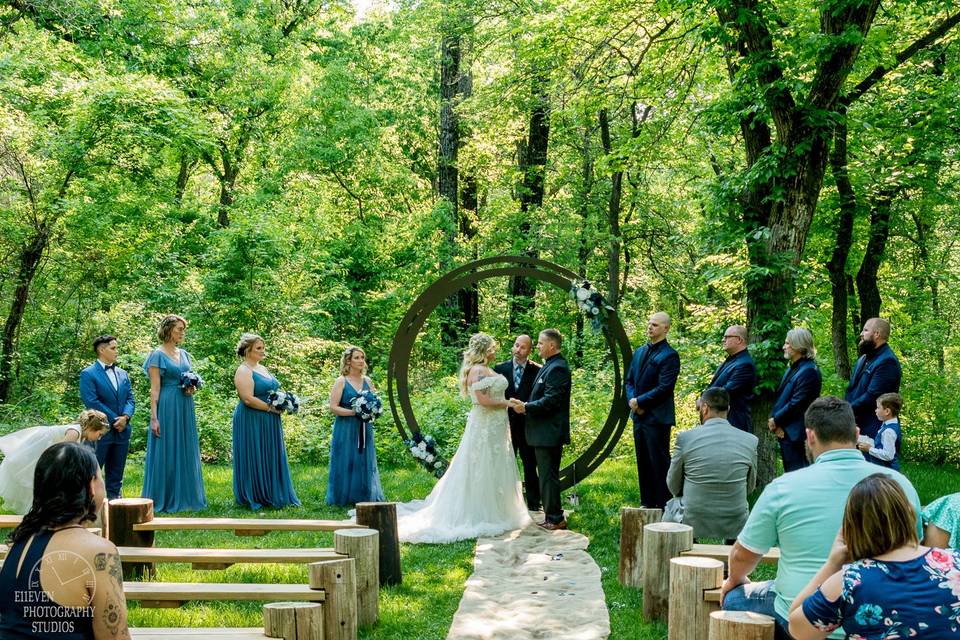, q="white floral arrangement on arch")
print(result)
[570,280,613,332]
